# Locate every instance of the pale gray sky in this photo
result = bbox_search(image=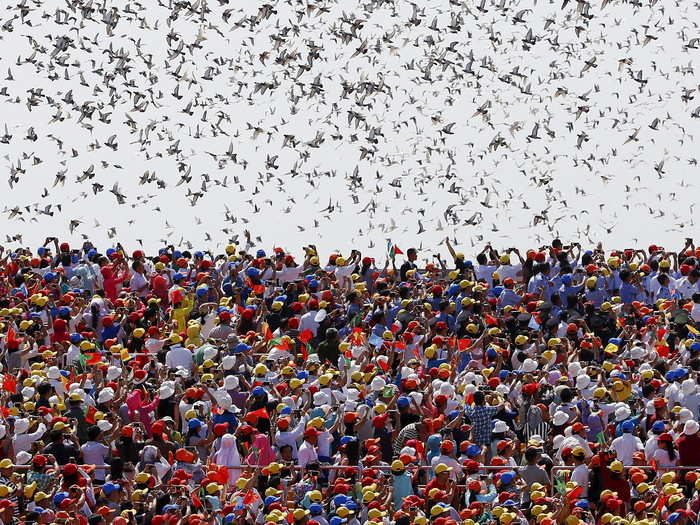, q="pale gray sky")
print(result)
[0,0,697,263]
